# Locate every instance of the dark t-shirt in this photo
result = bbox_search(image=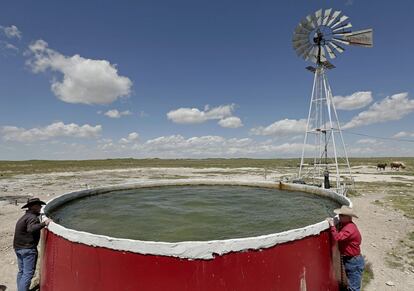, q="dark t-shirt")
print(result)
[13,210,46,249]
